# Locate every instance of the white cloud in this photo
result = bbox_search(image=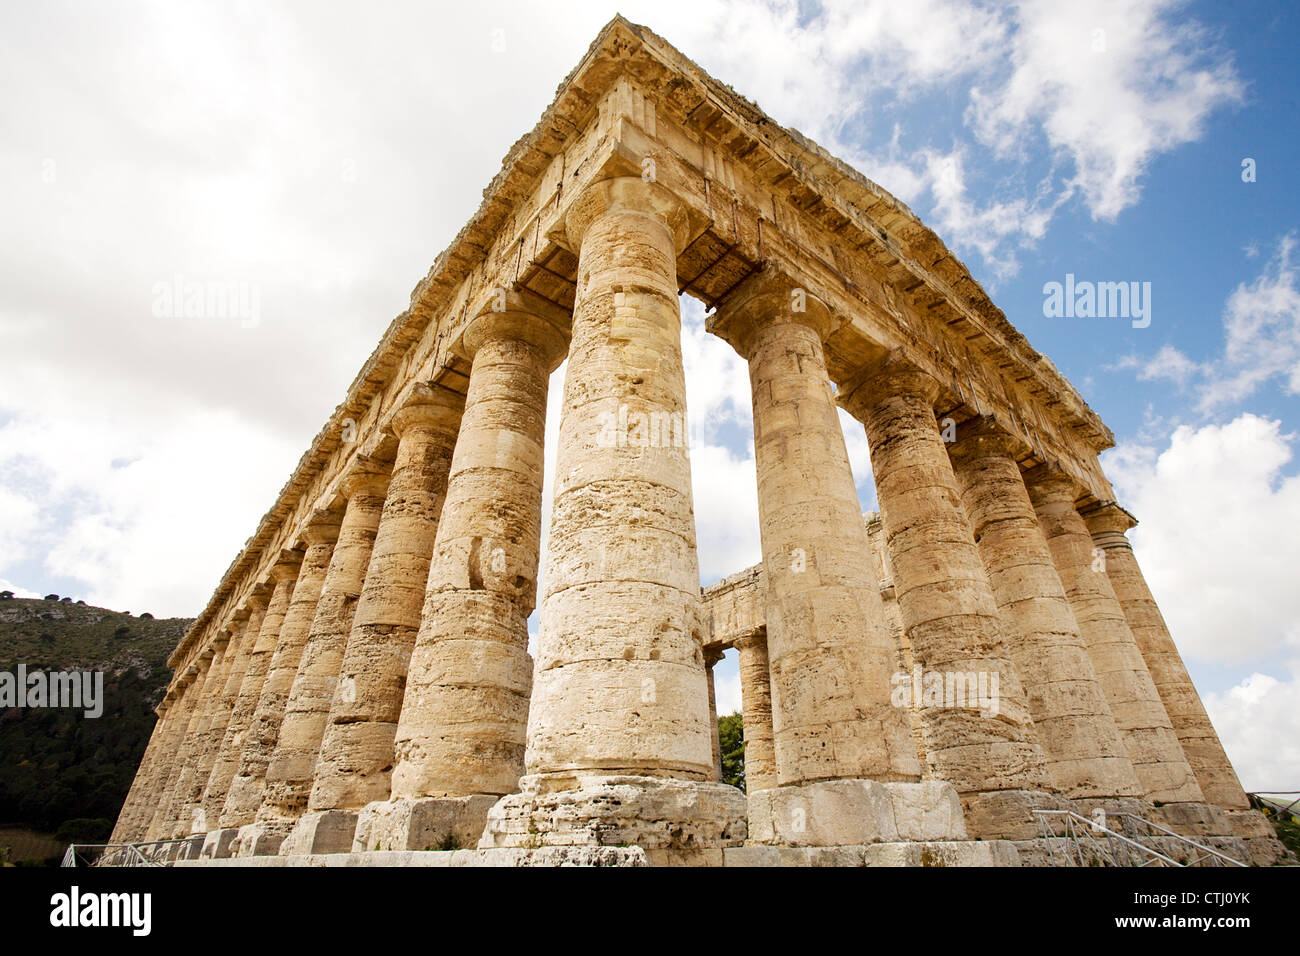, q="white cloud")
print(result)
[1105,413,1300,791]
[970,0,1242,221]
[1204,673,1300,793]
[1120,235,1300,412]
[1104,413,1300,665]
